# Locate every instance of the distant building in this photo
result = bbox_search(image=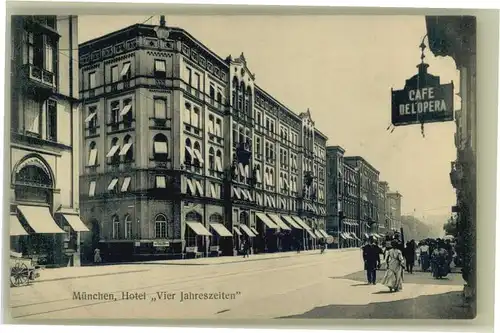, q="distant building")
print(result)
[77,20,328,262]
[378,181,389,232]
[9,15,87,266]
[325,146,345,247]
[387,191,402,231]
[344,156,380,240]
[341,160,360,247]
